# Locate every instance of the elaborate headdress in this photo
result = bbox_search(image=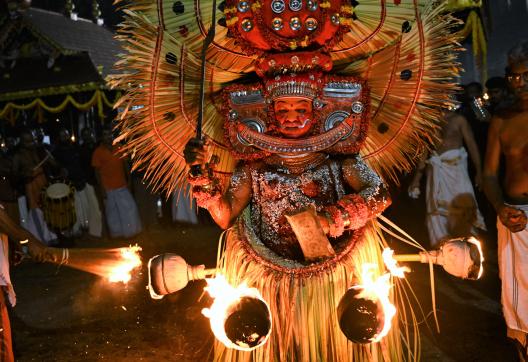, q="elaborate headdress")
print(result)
[112,0,459,194]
